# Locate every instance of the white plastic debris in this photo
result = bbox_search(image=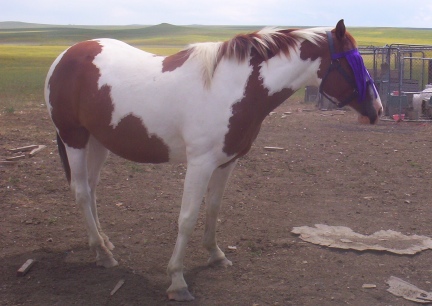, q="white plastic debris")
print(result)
[291,224,432,255]
[387,276,432,303]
